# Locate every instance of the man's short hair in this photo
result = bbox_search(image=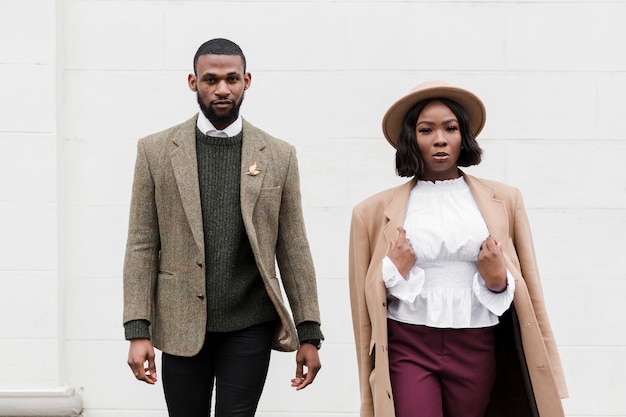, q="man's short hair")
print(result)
[193,38,247,74]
